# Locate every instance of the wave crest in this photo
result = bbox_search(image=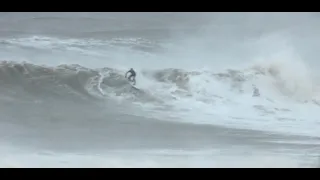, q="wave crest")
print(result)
[0,60,318,106]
